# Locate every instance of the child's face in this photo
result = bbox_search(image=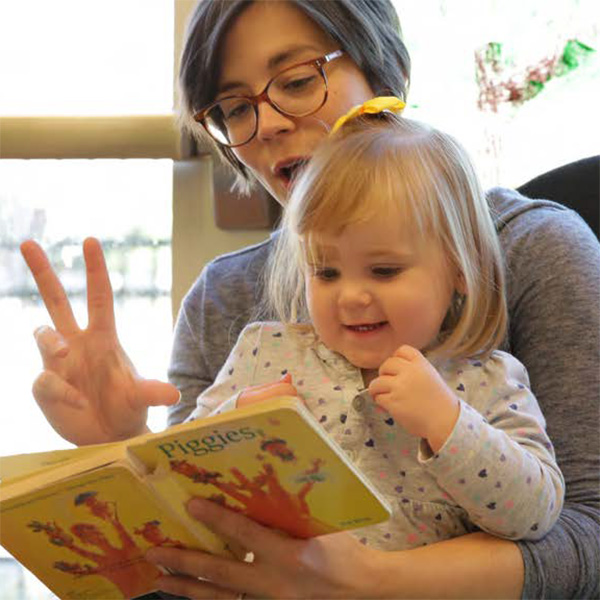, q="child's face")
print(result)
[305,214,458,372]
